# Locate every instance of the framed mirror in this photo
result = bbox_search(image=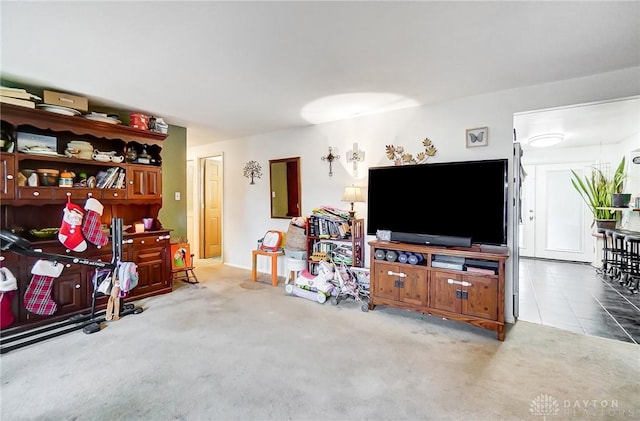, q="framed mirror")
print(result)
[269,157,301,219]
